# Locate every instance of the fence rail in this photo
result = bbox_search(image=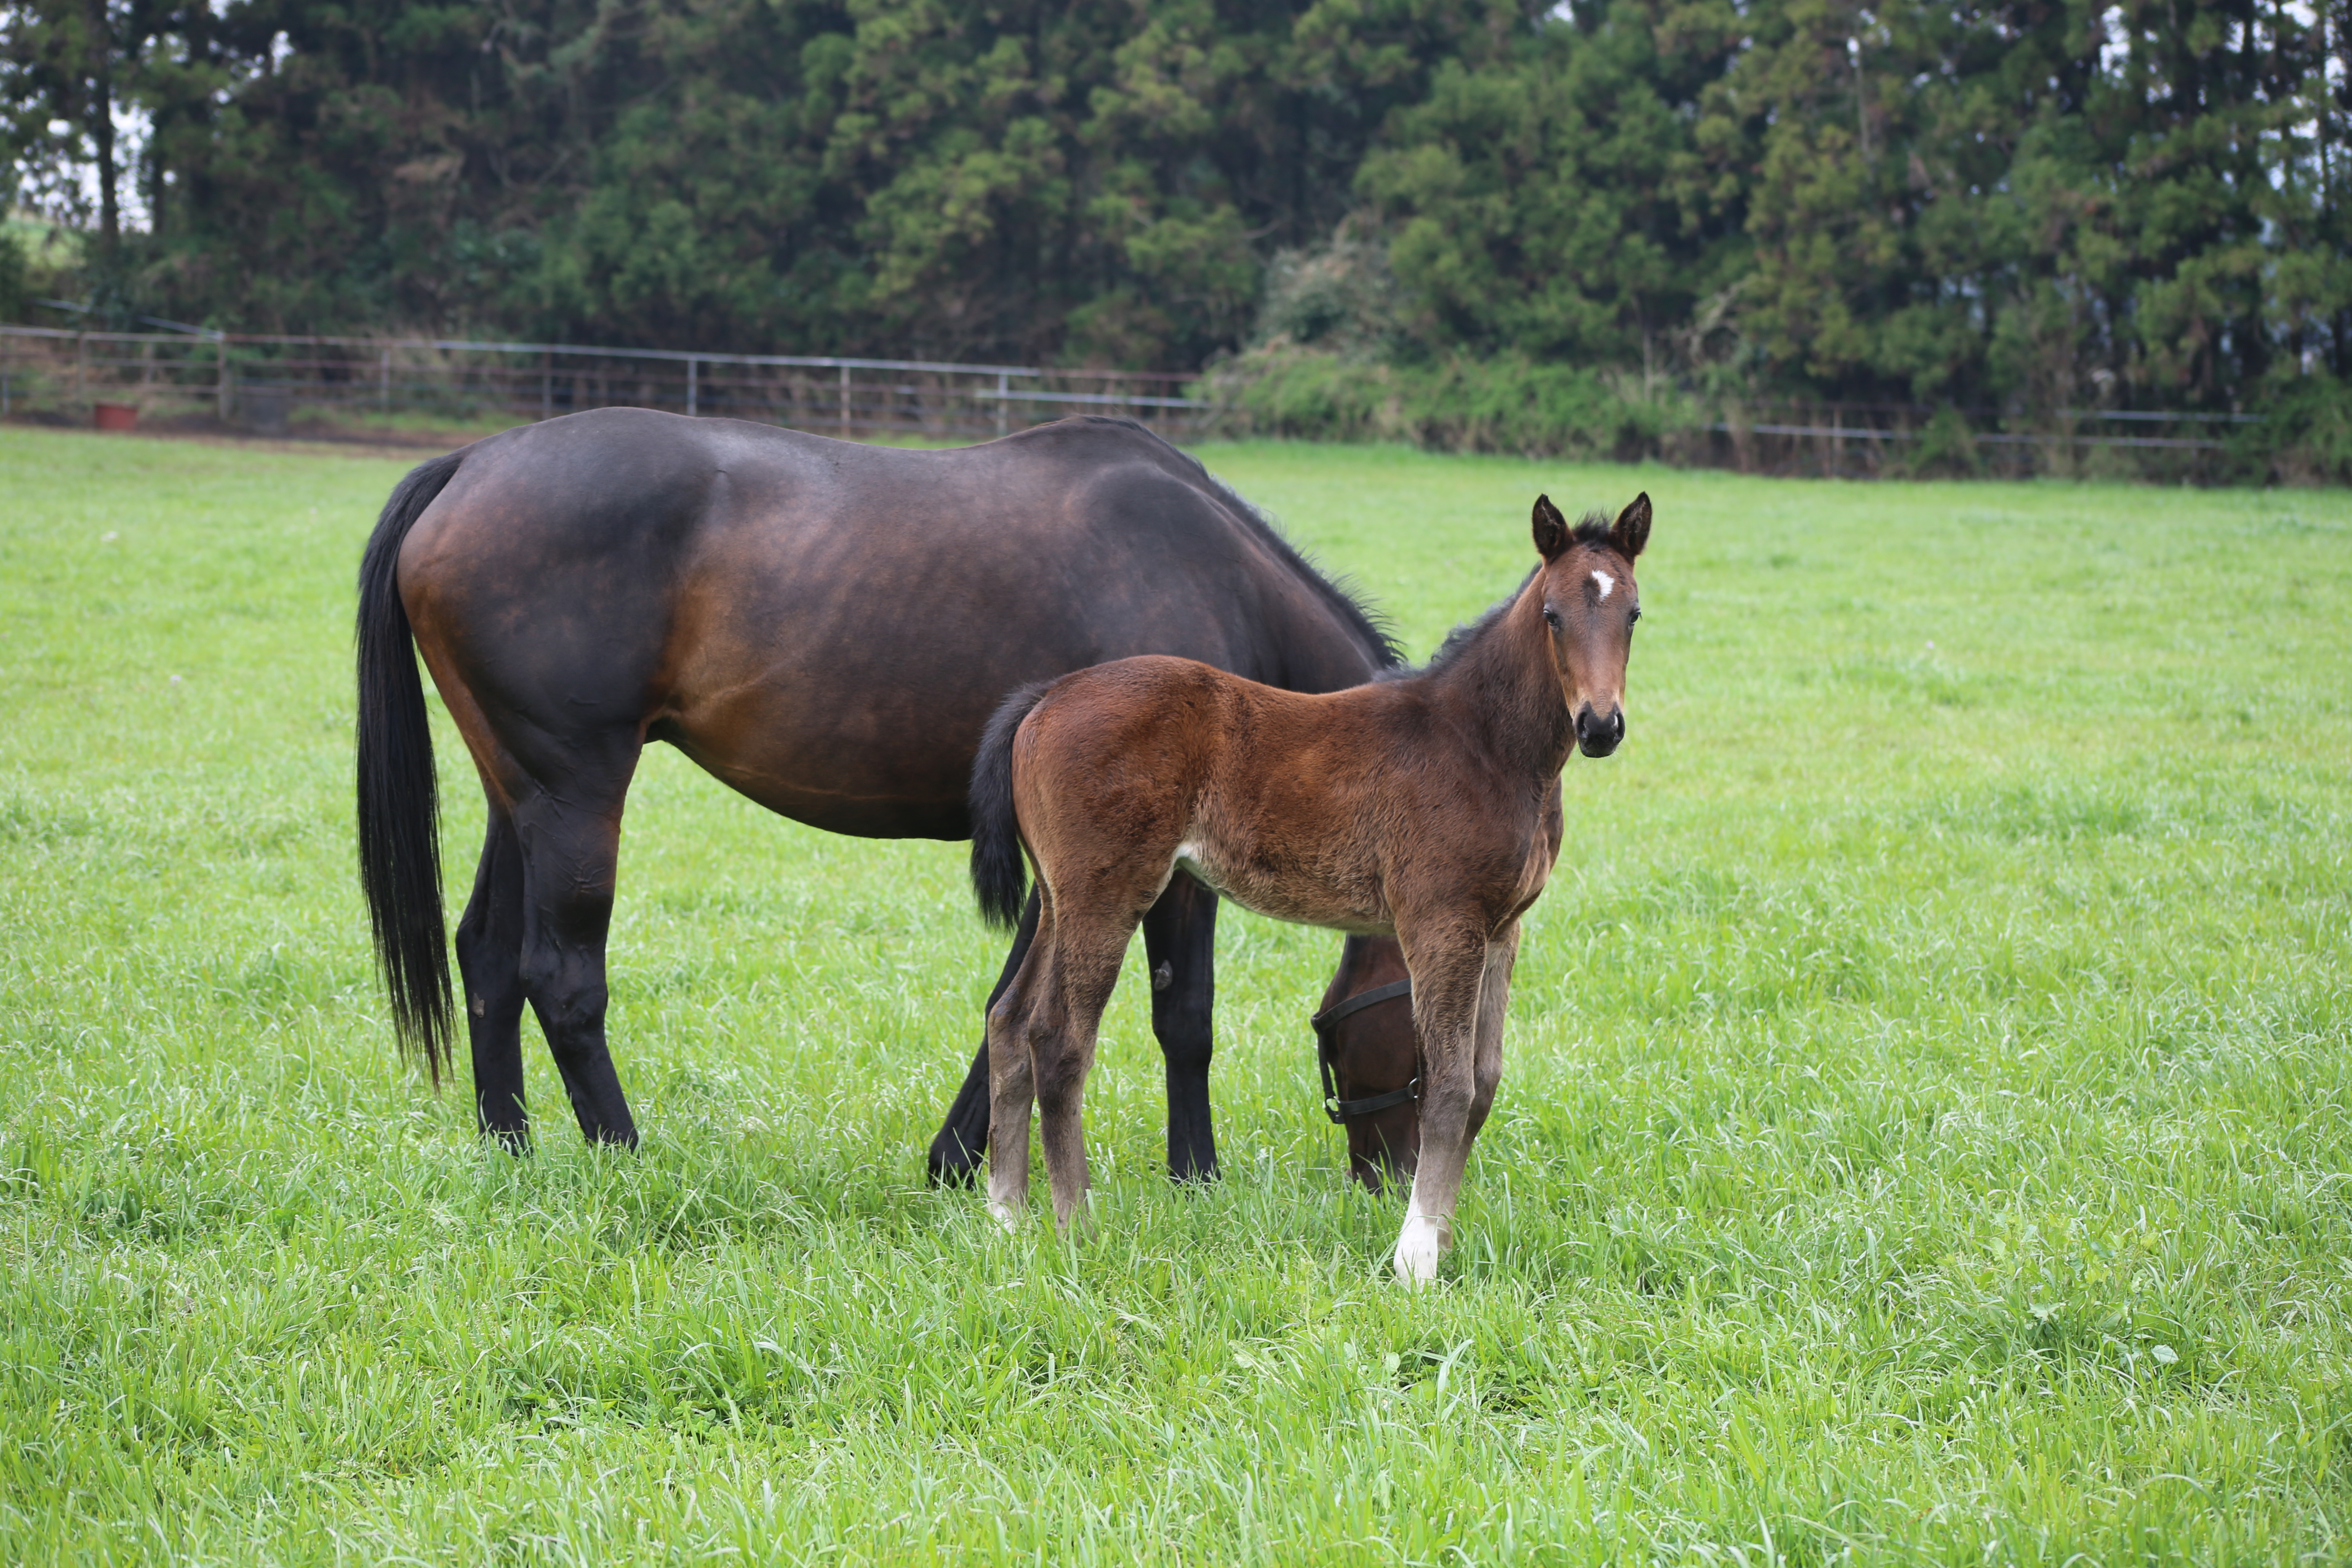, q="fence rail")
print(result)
[1697,400,2258,481]
[0,324,1208,442]
[0,323,2262,480]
